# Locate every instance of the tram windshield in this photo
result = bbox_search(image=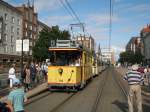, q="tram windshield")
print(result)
[49,51,81,66]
